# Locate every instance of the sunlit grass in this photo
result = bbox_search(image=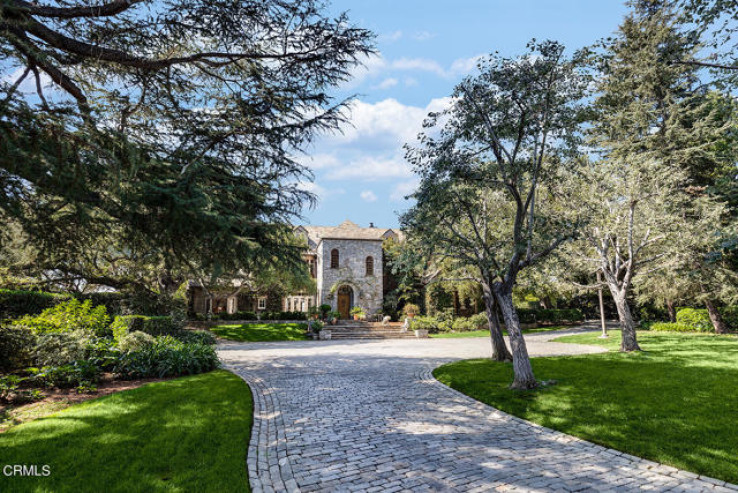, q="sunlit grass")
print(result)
[0,370,253,492]
[211,322,308,342]
[430,326,567,338]
[434,331,738,484]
